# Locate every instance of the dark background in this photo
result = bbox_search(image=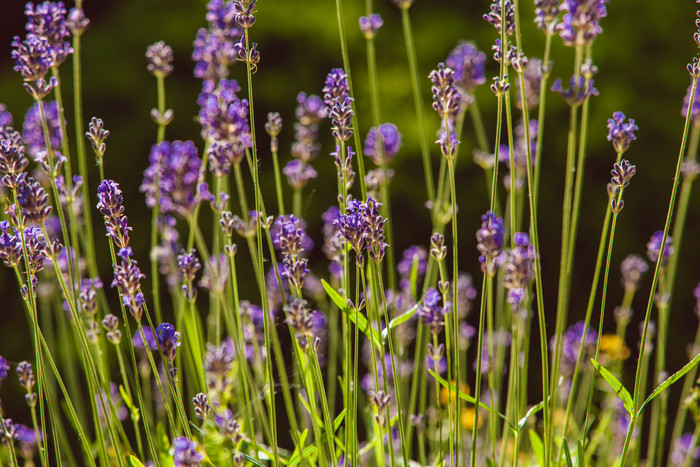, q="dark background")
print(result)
[1,0,700,453]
